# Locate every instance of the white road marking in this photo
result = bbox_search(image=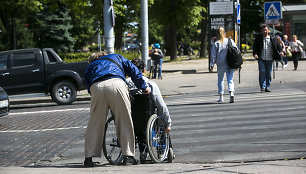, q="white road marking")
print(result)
[9,108,90,115]
[0,126,87,133]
